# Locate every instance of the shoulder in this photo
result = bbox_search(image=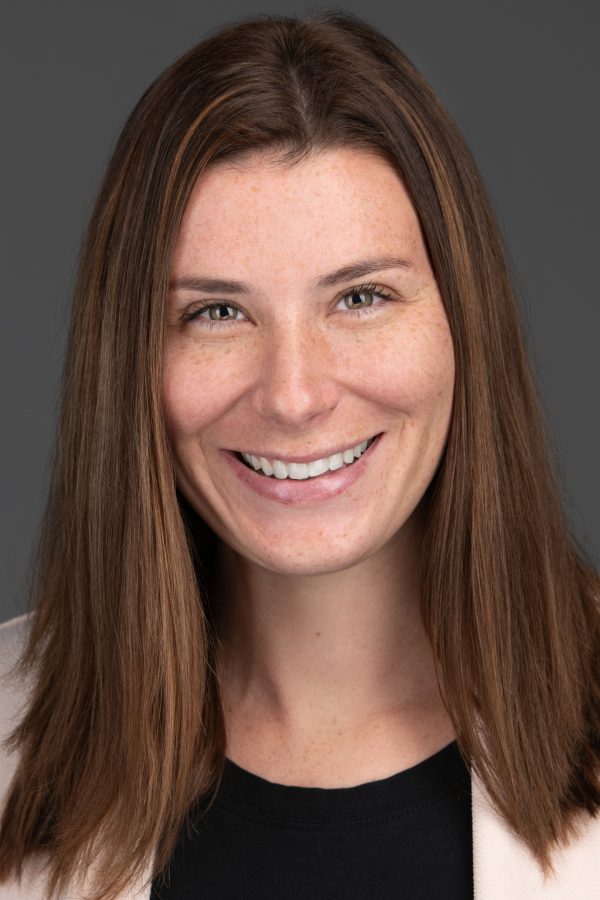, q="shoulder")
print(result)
[0,611,33,664]
[0,613,35,800]
[0,615,153,899]
[472,771,600,899]
[0,614,57,899]
[0,612,34,722]
[0,616,153,898]
[0,610,34,688]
